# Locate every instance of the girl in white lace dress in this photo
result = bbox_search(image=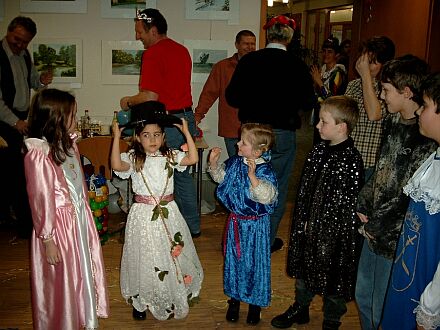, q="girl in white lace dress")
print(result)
[111,101,203,321]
